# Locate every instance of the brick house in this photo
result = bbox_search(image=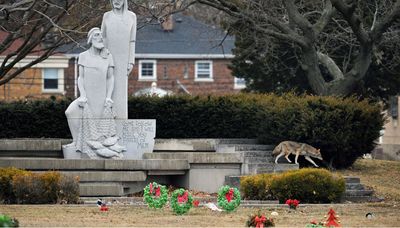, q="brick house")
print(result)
[1,14,243,101]
[64,14,244,97]
[0,32,70,101]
